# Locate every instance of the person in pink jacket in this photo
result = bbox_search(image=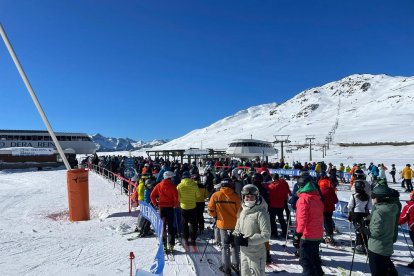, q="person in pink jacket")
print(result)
[292,172,324,276]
